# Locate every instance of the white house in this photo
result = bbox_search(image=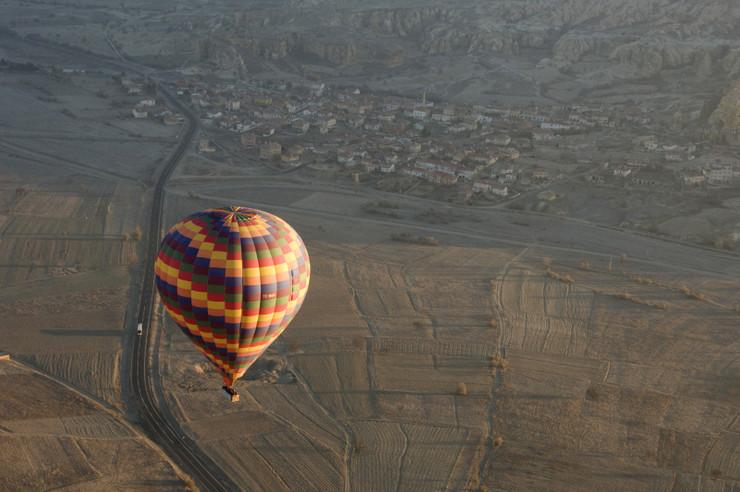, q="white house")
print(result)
[613,166,632,178]
[380,162,396,173]
[410,109,429,120]
[707,165,733,184]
